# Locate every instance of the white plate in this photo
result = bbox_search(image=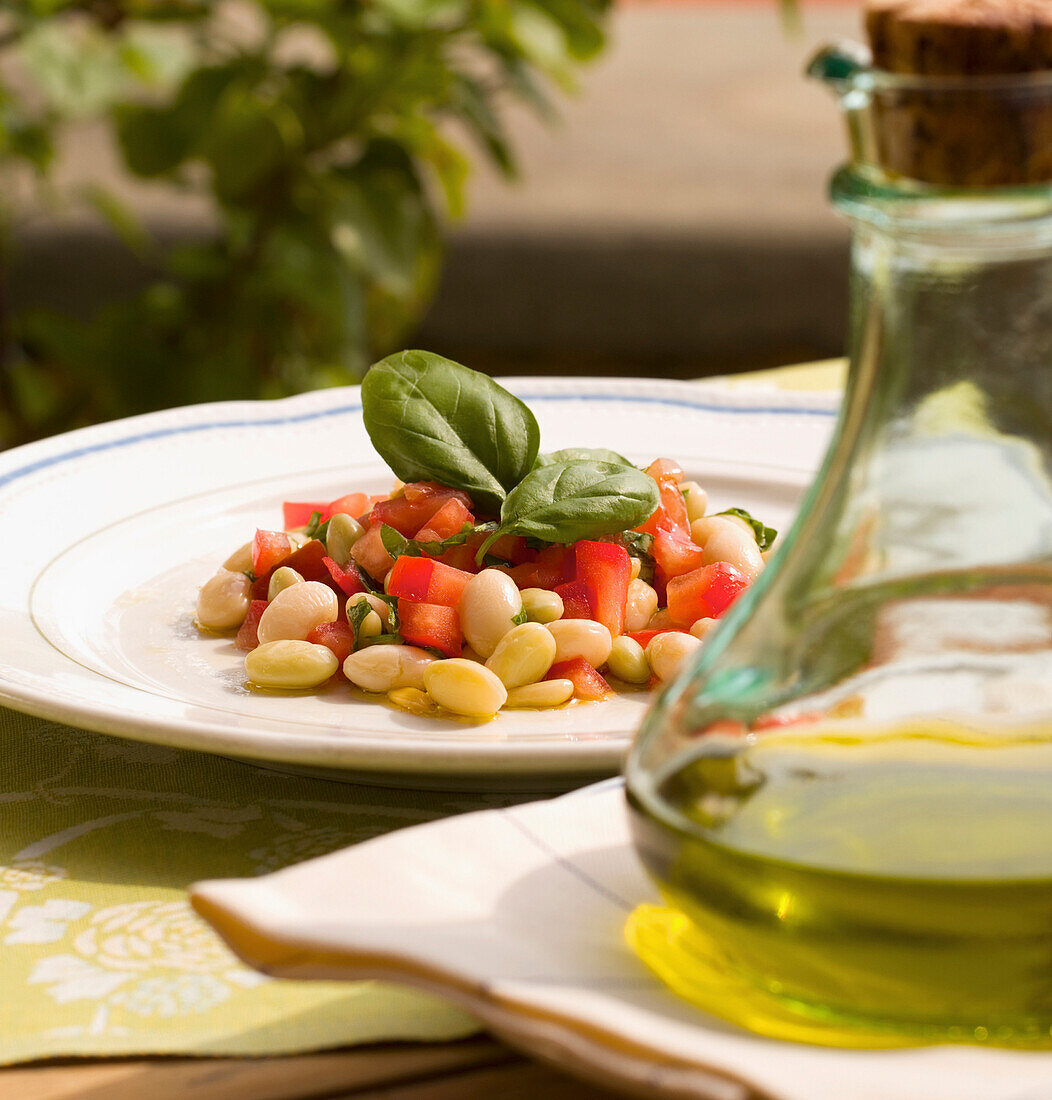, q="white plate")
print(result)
[1,378,837,788]
[191,779,1052,1100]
